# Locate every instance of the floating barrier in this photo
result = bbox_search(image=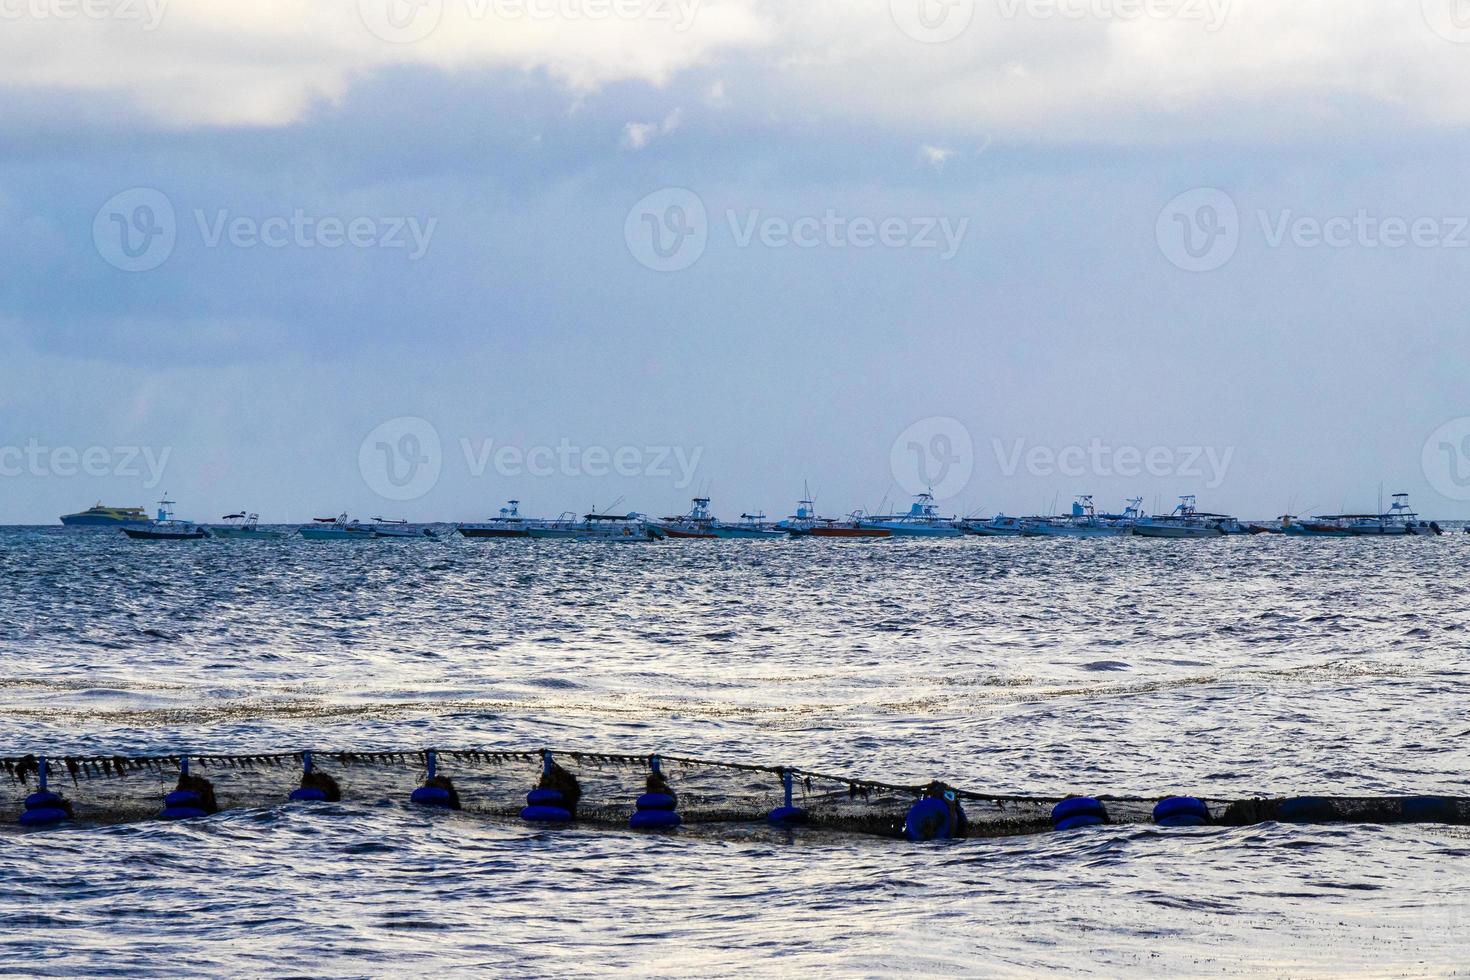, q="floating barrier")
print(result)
[2,748,1467,841]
